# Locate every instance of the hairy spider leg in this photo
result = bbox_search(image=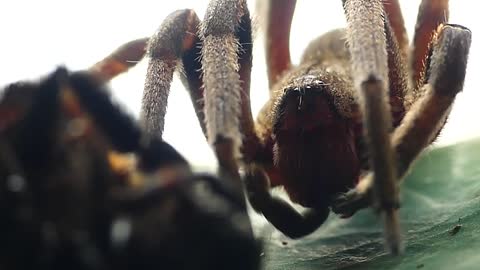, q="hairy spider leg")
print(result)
[342,0,402,254]
[89,38,149,83]
[333,23,471,227]
[410,0,449,91]
[264,0,296,87]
